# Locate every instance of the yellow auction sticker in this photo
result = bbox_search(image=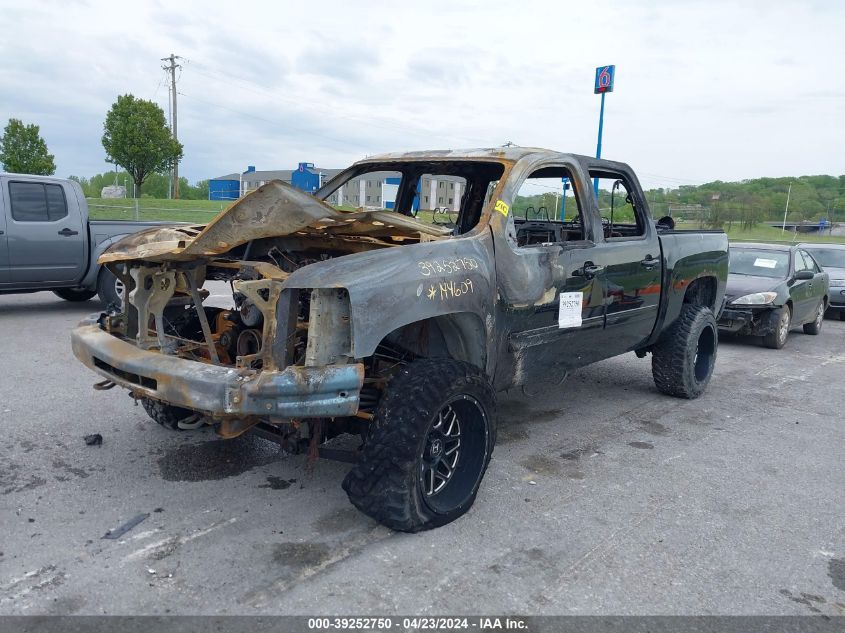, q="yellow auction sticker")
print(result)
[494,200,509,217]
